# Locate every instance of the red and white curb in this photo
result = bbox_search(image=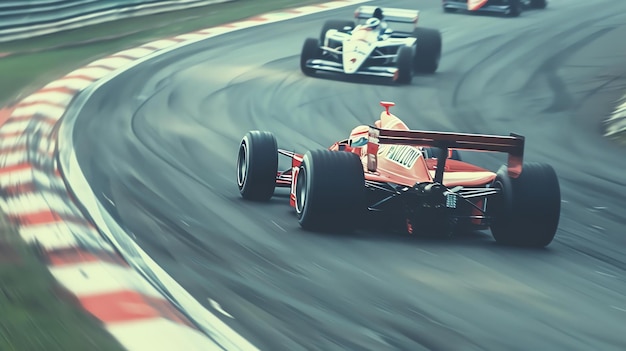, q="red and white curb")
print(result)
[605,92,626,139]
[0,1,369,350]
